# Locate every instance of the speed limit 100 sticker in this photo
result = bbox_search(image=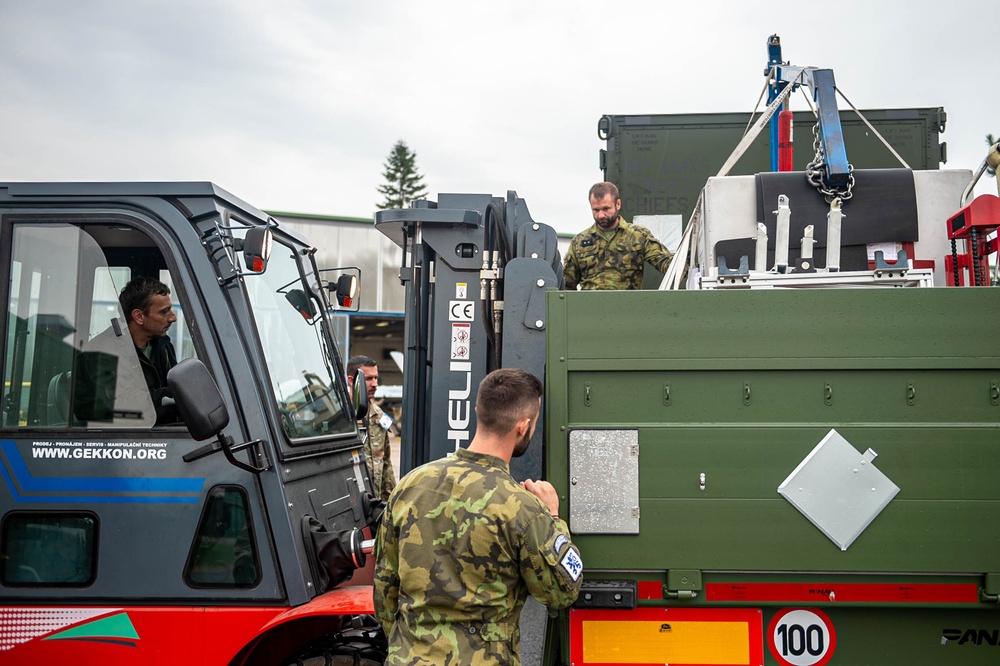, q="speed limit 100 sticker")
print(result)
[767,608,836,666]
